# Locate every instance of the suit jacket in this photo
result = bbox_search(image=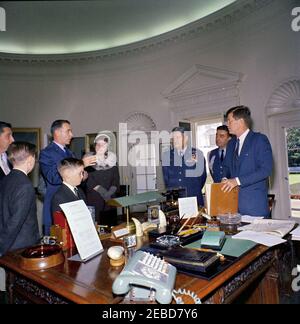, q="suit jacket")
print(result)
[0,170,40,256]
[162,147,207,207]
[39,142,74,234]
[0,168,5,182]
[208,147,231,183]
[51,184,87,214]
[225,130,273,217]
